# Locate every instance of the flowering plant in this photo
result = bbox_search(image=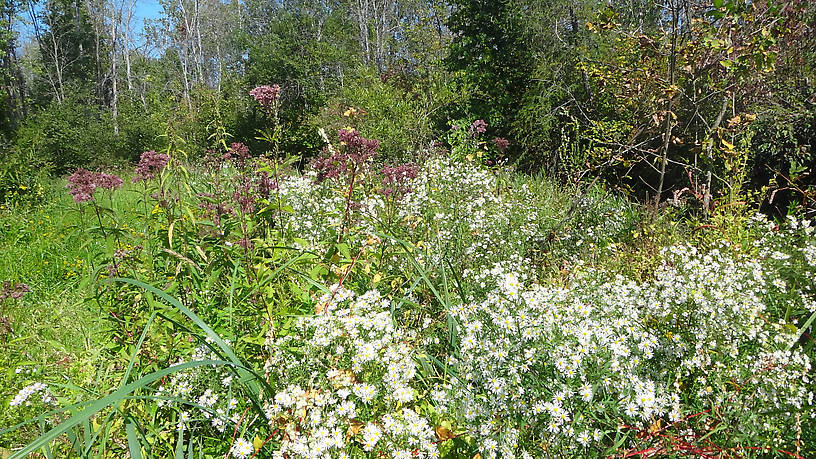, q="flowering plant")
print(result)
[250,84,281,111]
[433,239,814,457]
[444,119,506,164]
[133,150,170,183]
[263,285,439,458]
